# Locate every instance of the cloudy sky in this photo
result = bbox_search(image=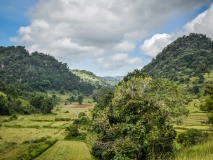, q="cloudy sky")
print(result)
[1,0,213,76]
